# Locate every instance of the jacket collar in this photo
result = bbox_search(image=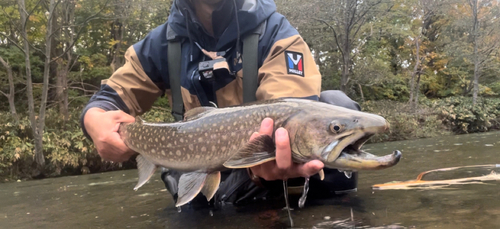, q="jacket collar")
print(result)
[167,0,276,50]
